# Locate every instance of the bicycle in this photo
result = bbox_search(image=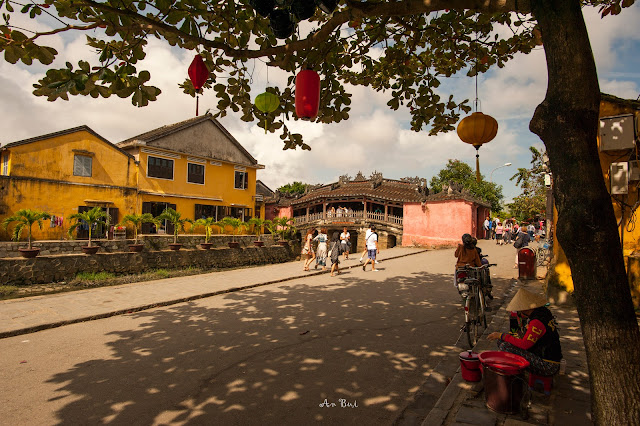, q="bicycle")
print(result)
[536,238,552,266]
[456,263,495,348]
